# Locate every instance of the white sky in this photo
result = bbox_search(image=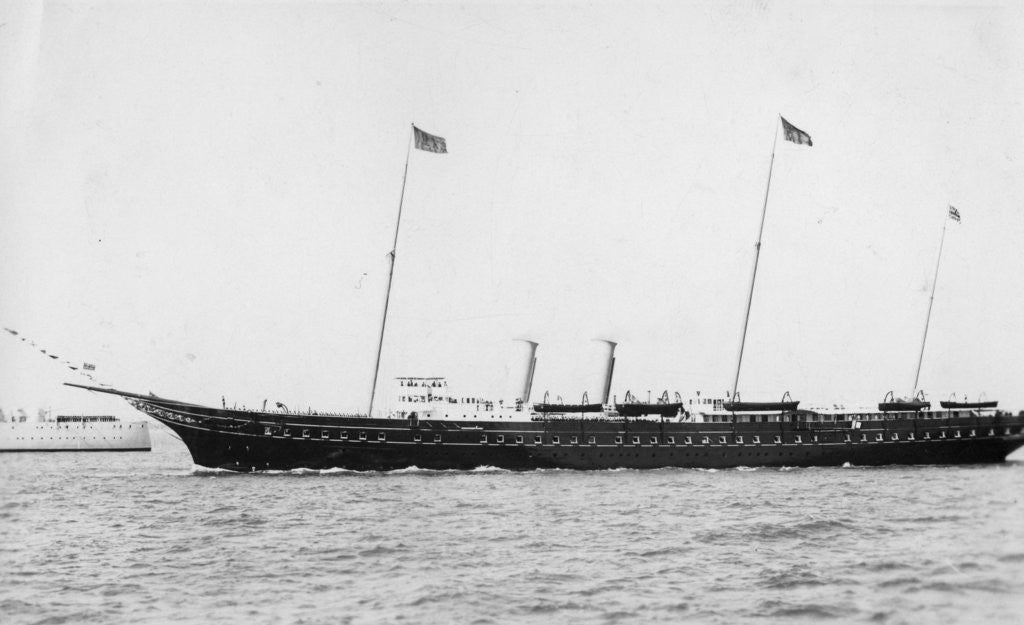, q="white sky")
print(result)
[2,1,1022,418]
